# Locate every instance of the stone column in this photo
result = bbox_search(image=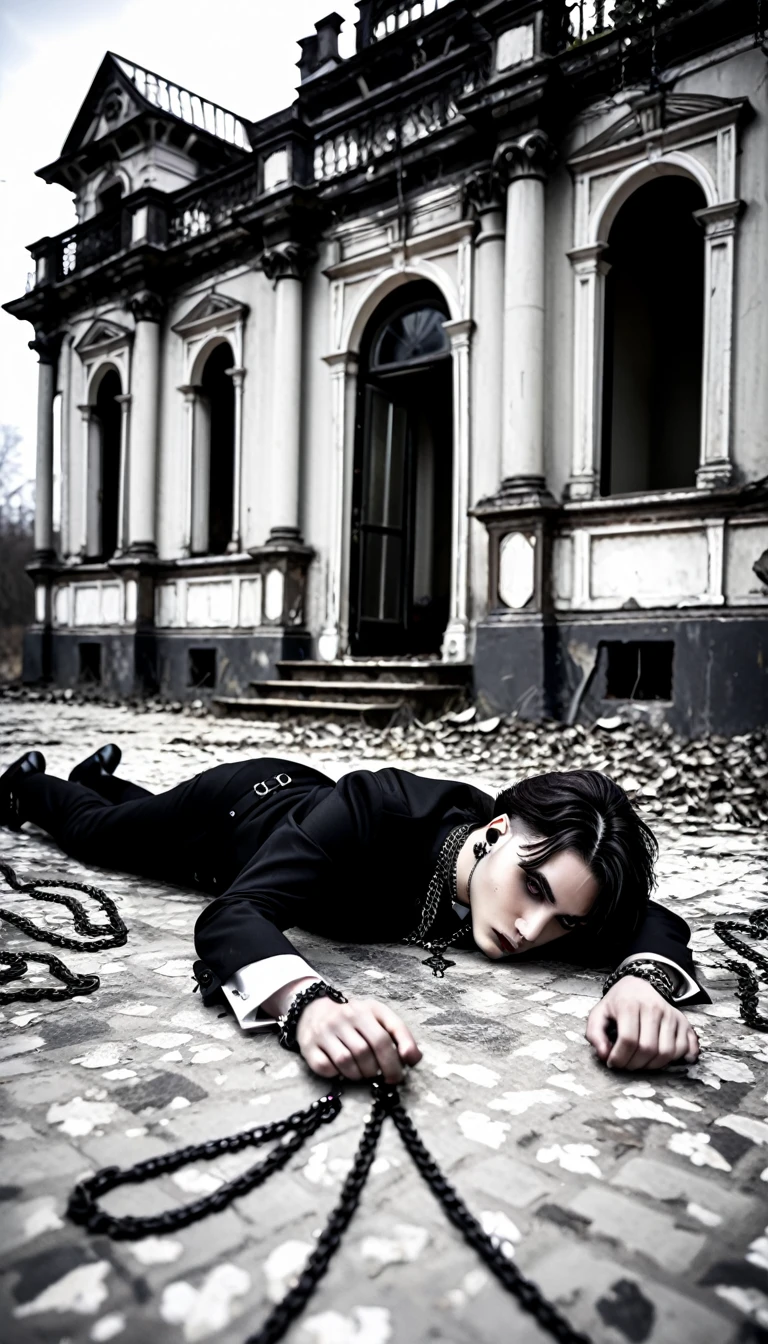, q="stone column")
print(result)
[260,243,313,542]
[227,366,245,552]
[694,199,743,489]
[319,350,358,662]
[565,242,611,500]
[127,291,163,556]
[77,404,100,558]
[115,393,131,554]
[29,333,61,563]
[464,169,505,484]
[442,319,475,663]
[494,132,555,493]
